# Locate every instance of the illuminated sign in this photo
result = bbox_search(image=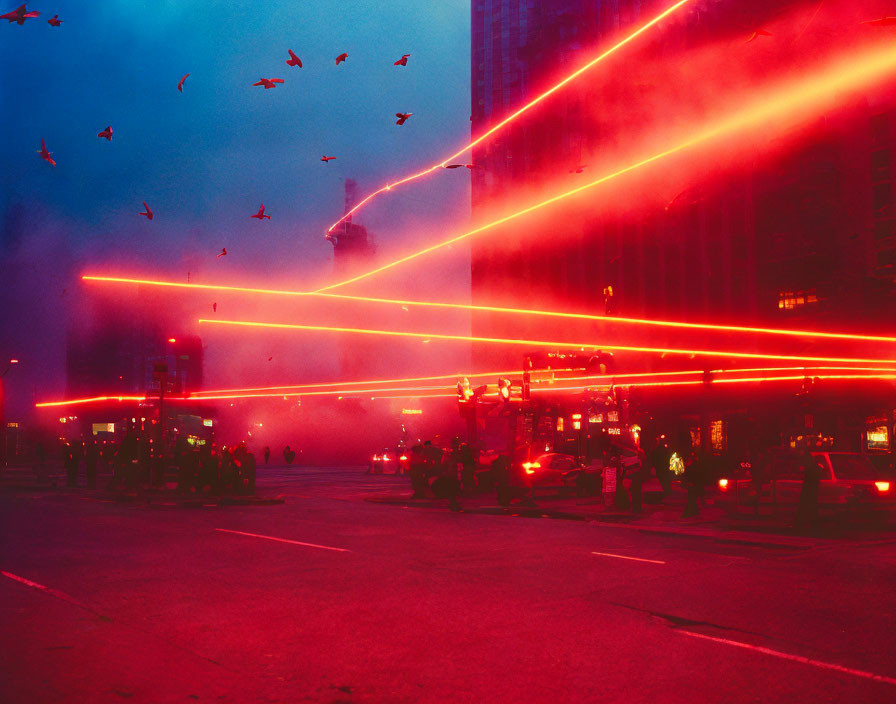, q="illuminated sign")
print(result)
[6,422,18,428]
[401,409,423,415]
[607,410,619,422]
[867,426,889,450]
[91,423,115,435]
[203,419,214,427]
